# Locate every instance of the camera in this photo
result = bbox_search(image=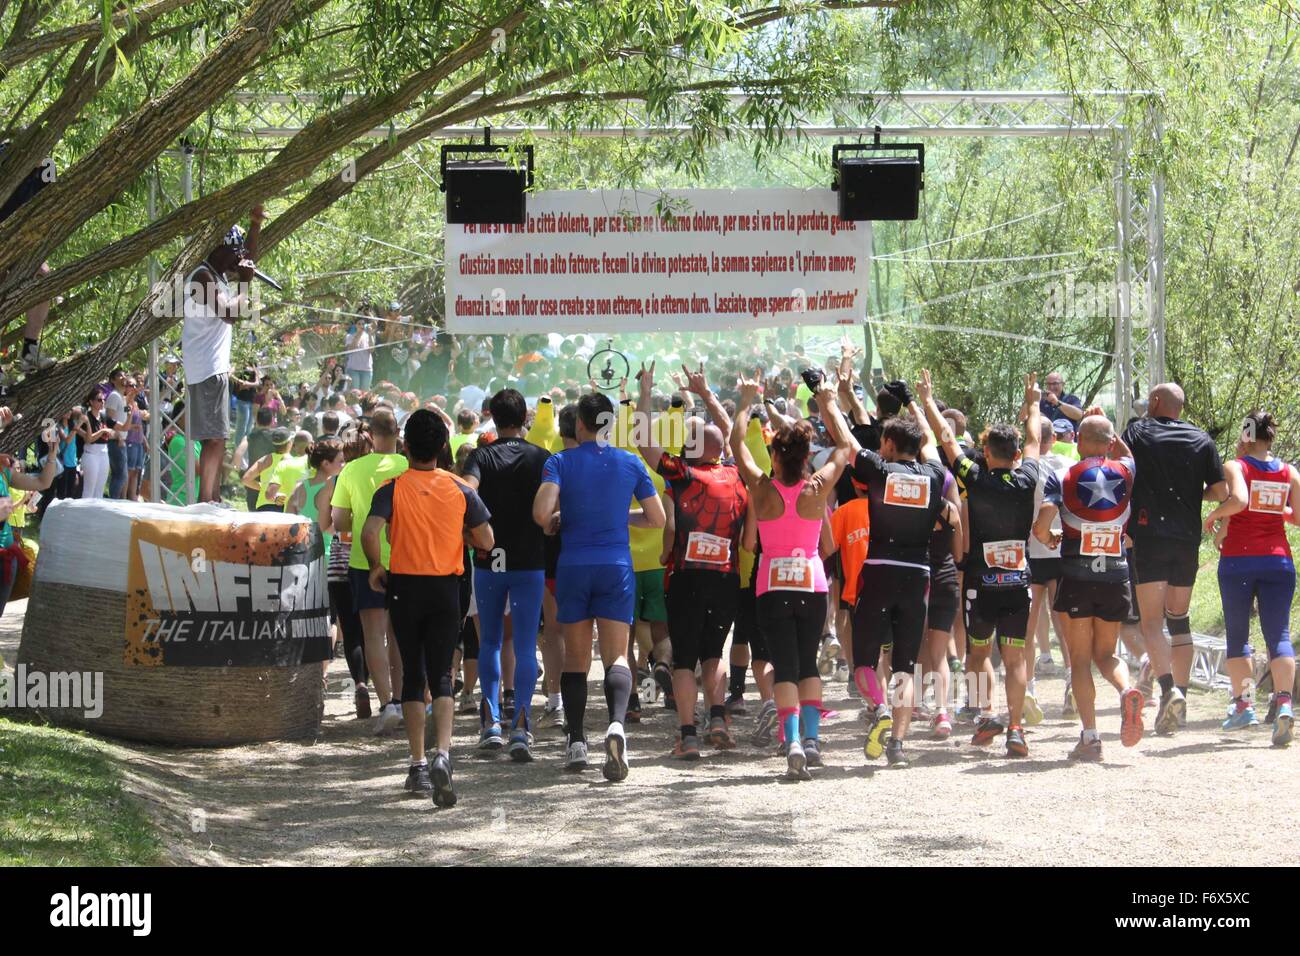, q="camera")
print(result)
[800,367,824,392]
